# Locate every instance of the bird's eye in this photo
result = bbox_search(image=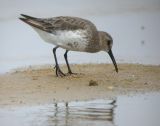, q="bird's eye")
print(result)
[107,40,111,46]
